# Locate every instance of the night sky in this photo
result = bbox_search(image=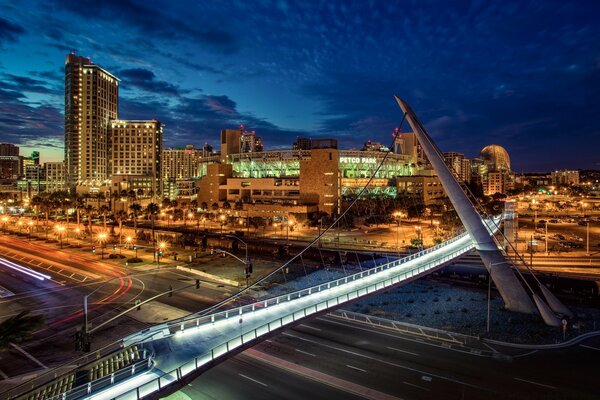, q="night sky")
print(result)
[1,0,599,171]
